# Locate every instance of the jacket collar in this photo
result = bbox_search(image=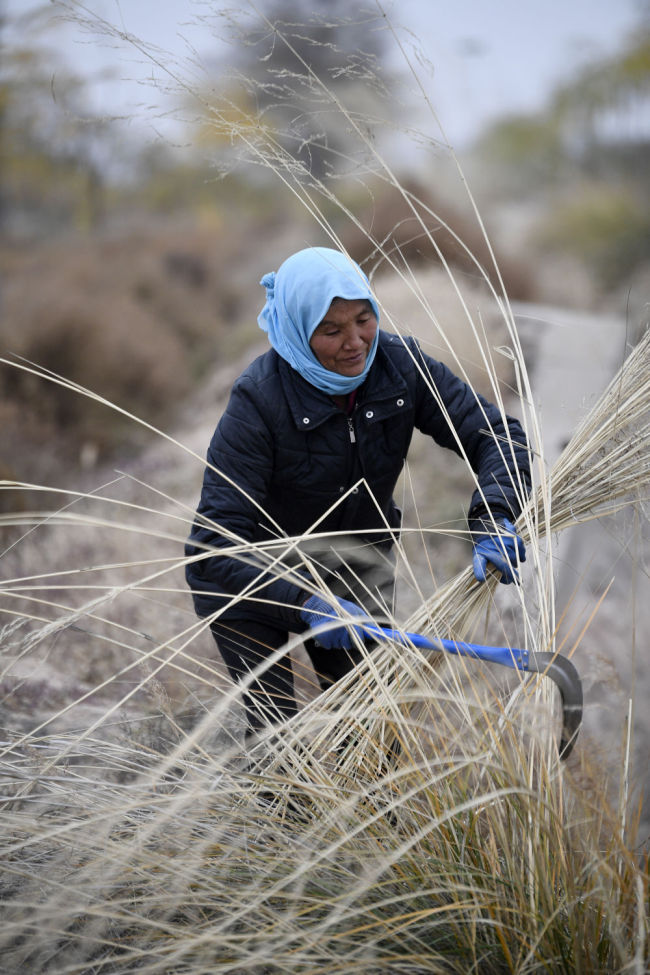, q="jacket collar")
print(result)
[279,330,409,430]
